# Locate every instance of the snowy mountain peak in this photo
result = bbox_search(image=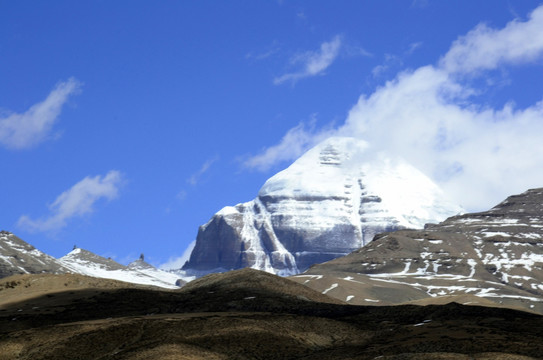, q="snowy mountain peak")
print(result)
[127,258,155,271]
[61,248,126,271]
[184,136,463,276]
[259,136,463,230]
